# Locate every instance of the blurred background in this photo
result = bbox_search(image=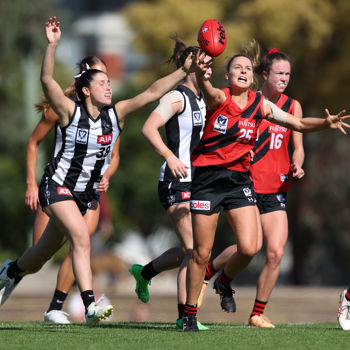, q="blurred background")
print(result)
[1,0,350,299]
